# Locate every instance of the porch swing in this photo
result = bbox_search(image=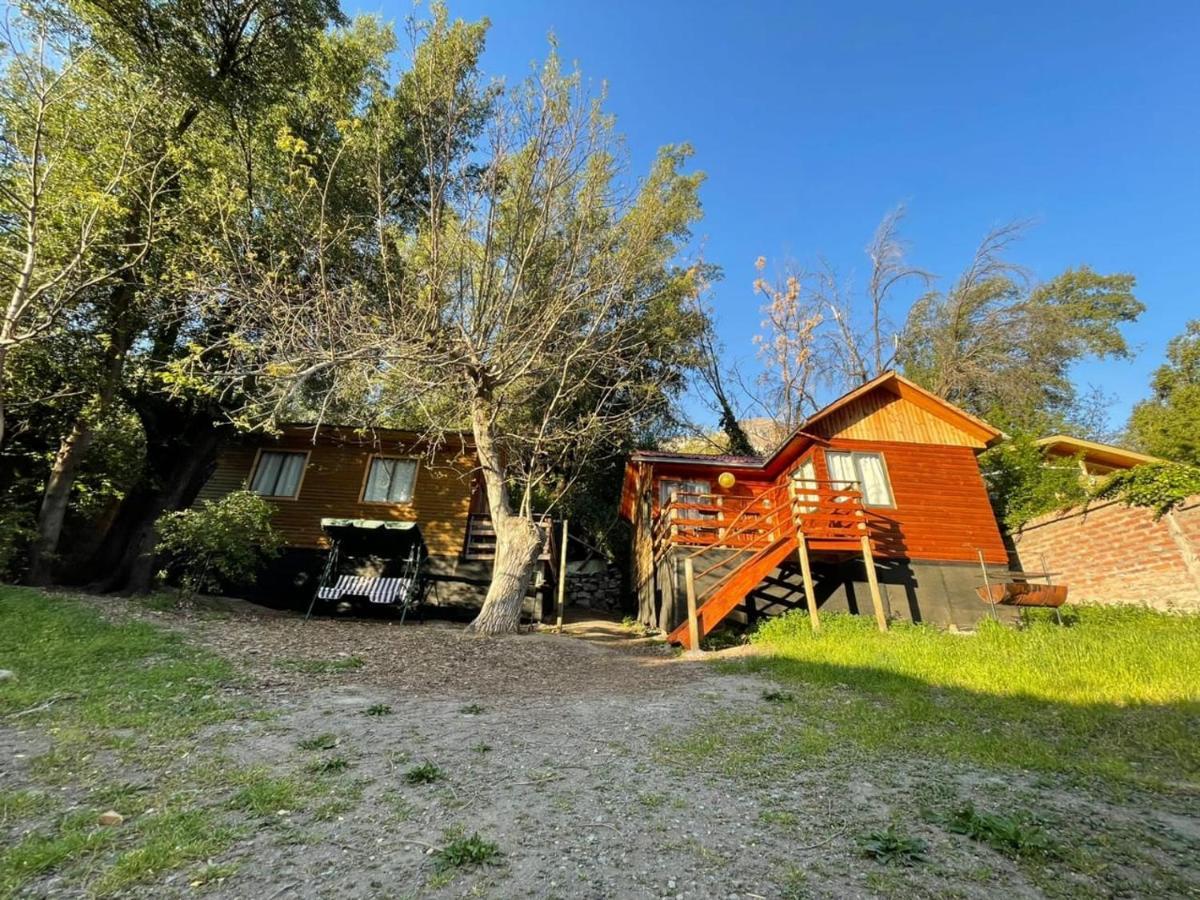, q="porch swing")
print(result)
[305,518,431,622]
